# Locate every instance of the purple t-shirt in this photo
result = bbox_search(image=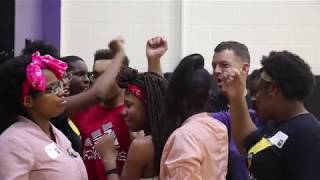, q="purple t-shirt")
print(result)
[212,110,263,180]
